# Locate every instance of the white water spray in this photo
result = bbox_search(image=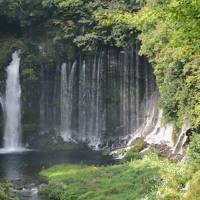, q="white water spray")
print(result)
[145,110,174,147]
[173,121,190,155]
[60,61,77,141]
[0,95,4,113]
[3,51,22,151]
[126,94,174,148]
